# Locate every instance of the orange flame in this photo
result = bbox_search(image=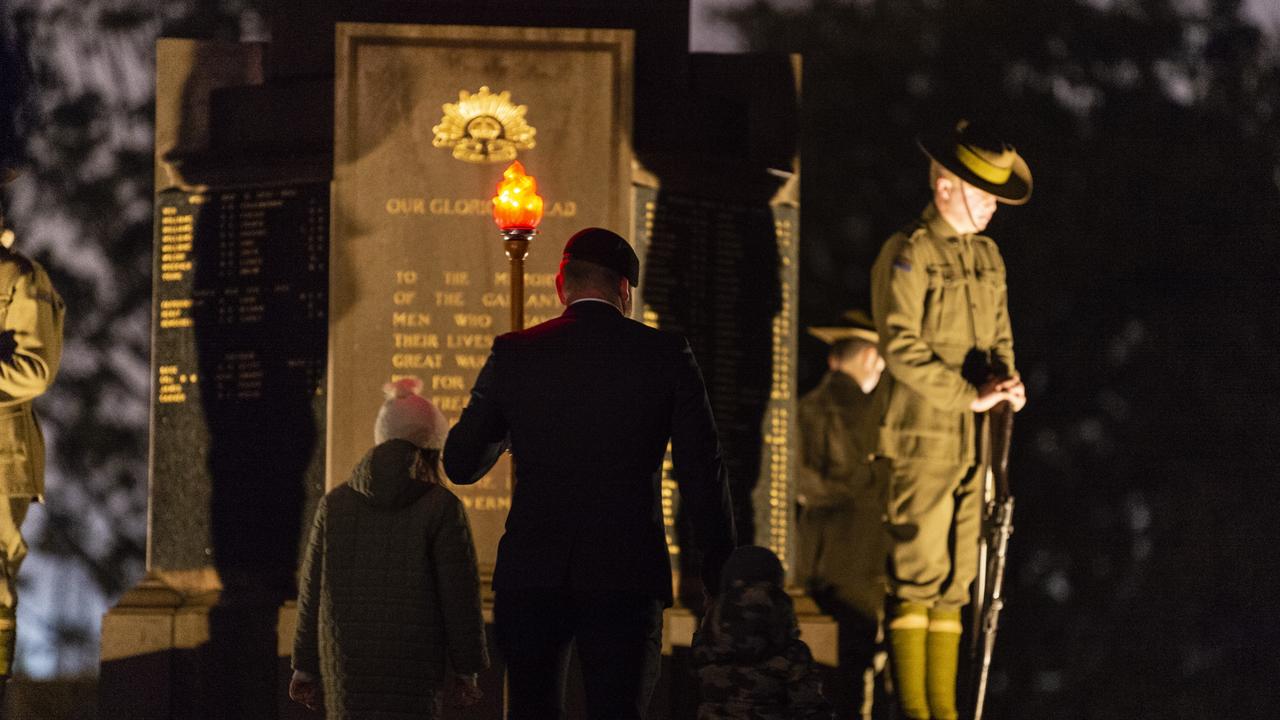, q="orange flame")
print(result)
[492,160,544,231]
